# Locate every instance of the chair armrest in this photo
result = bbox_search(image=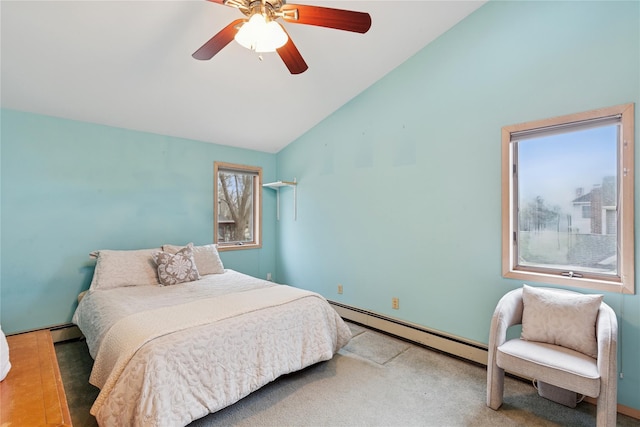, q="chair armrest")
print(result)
[487,287,524,410]
[489,288,524,350]
[595,301,618,427]
[596,302,618,378]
